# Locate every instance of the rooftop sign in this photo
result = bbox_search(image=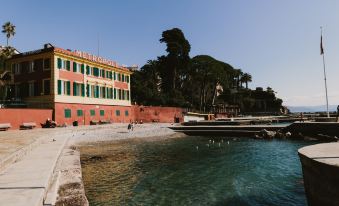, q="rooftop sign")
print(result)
[54,47,126,70]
